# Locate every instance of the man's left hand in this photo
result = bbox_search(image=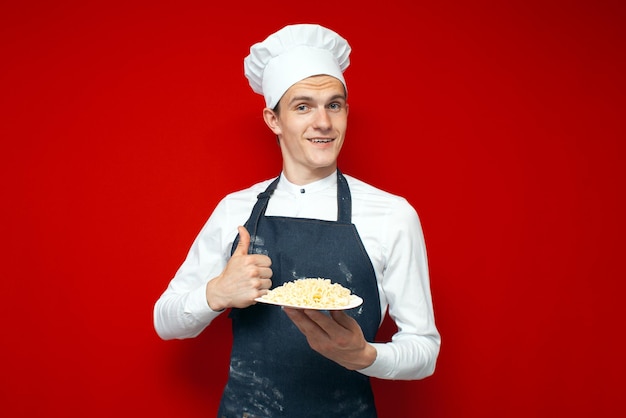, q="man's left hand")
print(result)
[283,308,377,370]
